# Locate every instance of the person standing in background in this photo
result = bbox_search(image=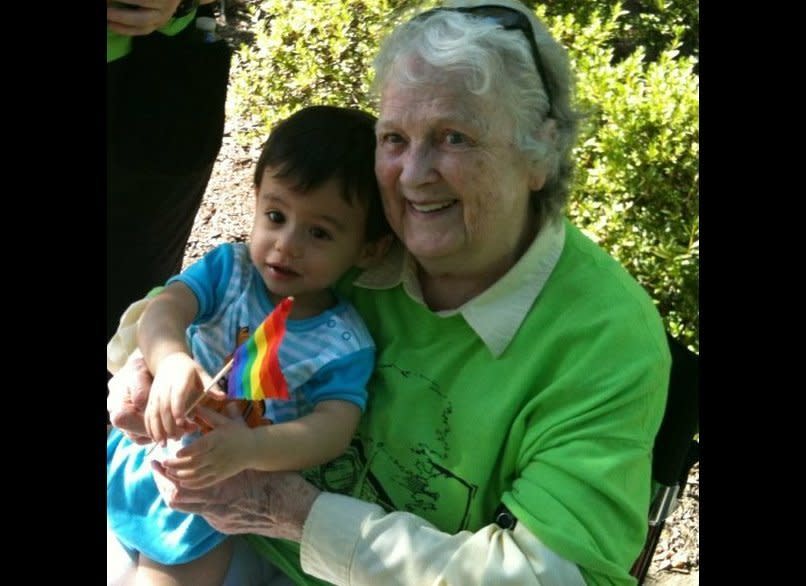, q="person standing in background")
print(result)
[107,0,228,344]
